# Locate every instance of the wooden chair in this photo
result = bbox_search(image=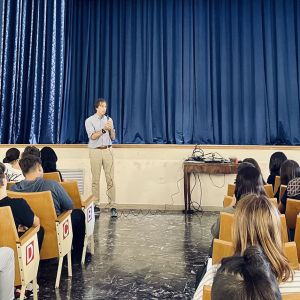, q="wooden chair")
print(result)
[274,175,281,196]
[223,196,235,208]
[203,285,211,300]
[203,285,300,300]
[212,239,234,265]
[285,199,300,230]
[43,172,62,182]
[294,215,300,263]
[280,185,287,202]
[7,191,72,288]
[7,181,16,190]
[60,181,95,264]
[282,294,300,300]
[269,197,278,208]
[281,214,289,243]
[0,207,40,300]
[264,184,274,198]
[227,184,235,197]
[284,242,299,270]
[219,212,234,242]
